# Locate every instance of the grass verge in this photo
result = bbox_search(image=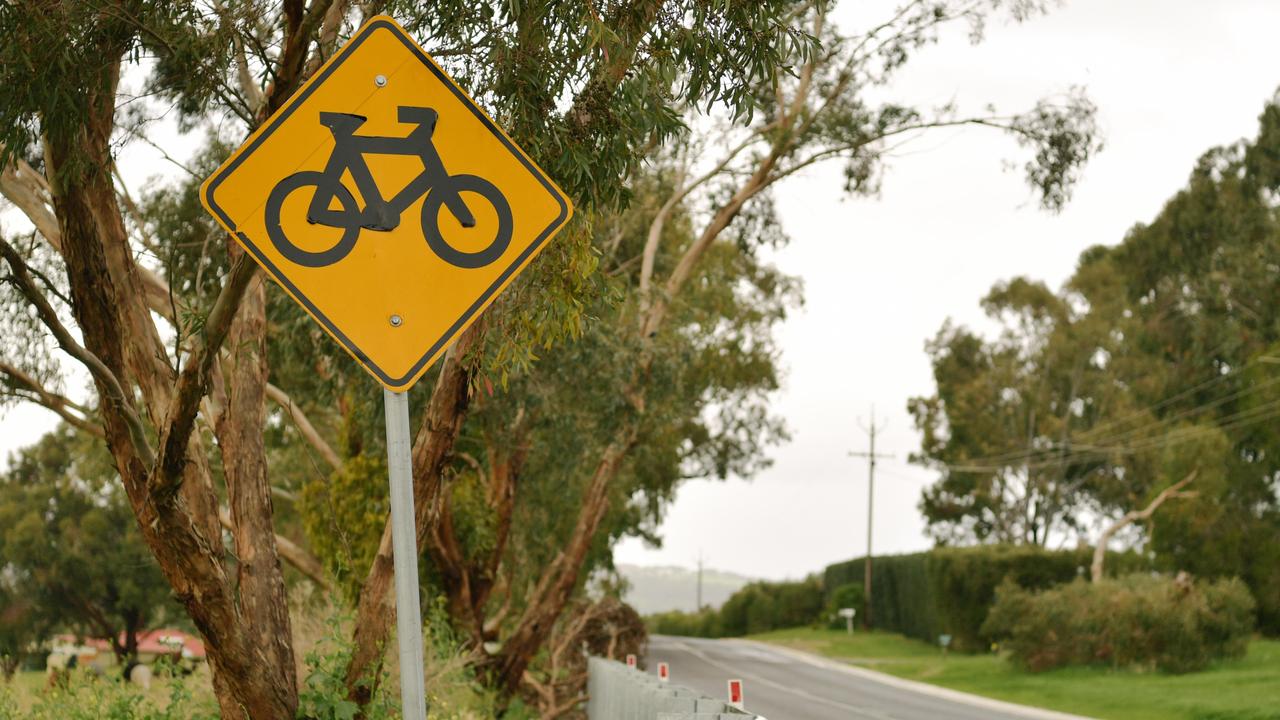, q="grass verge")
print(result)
[751,627,1280,720]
